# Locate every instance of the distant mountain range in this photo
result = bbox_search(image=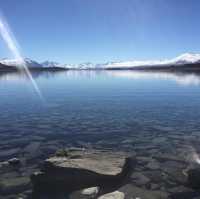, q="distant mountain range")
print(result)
[1,53,200,71]
[105,53,200,70]
[0,58,41,68]
[0,62,17,72]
